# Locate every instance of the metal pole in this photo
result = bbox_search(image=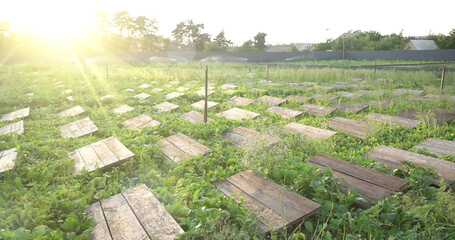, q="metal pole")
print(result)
[440,64,446,93]
[204,65,208,123]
